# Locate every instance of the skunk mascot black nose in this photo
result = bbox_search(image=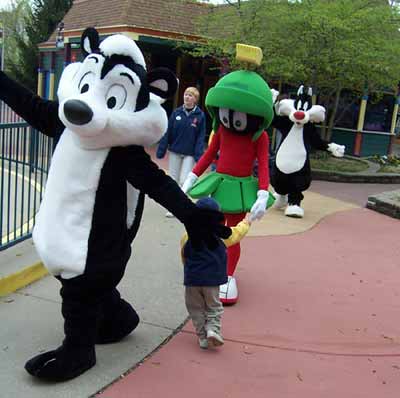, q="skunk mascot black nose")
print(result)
[64,99,93,125]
